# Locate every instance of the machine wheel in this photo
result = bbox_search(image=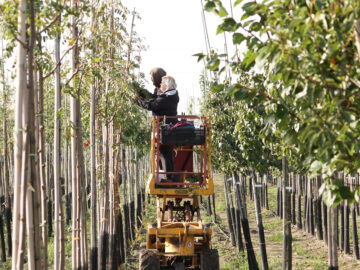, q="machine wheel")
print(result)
[175,262,185,270]
[201,249,219,270]
[139,249,160,270]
